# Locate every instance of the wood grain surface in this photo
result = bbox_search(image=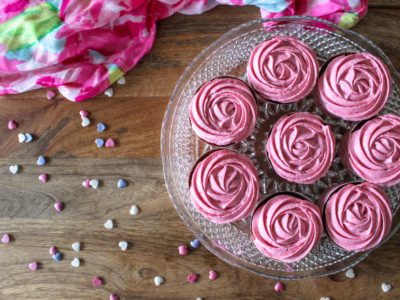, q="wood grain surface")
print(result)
[0,3,399,300]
